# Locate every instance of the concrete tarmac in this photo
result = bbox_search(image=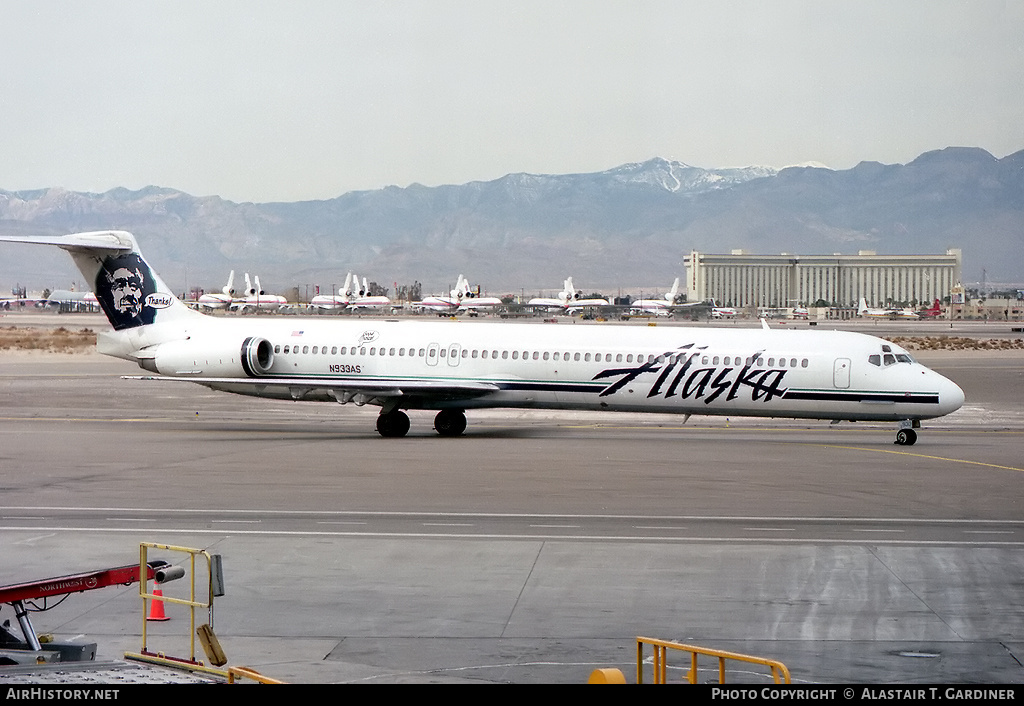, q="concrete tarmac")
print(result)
[1,319,1023,683]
